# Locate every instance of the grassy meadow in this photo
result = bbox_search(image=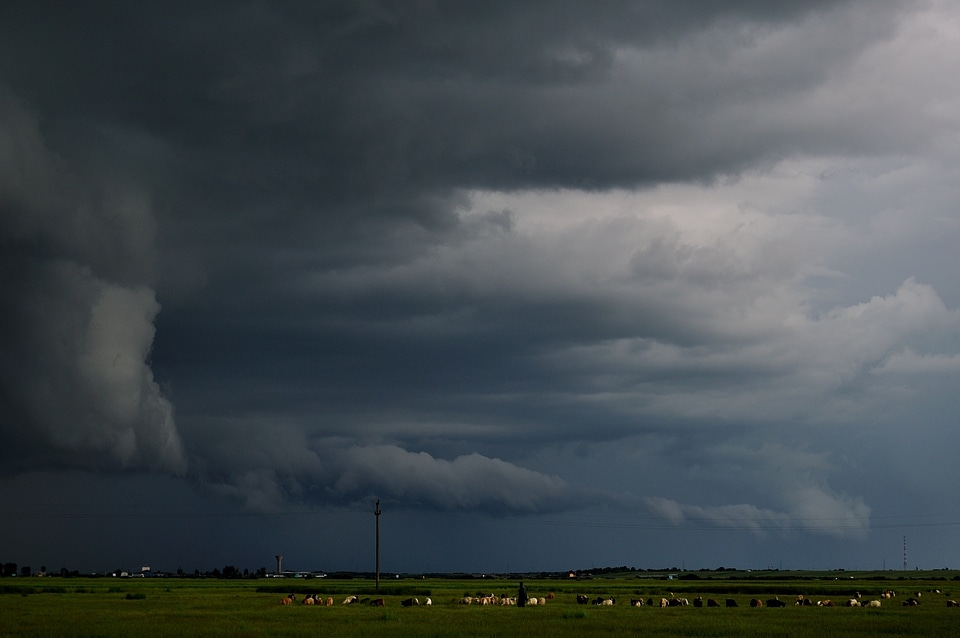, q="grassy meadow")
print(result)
[2,571,959,637]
